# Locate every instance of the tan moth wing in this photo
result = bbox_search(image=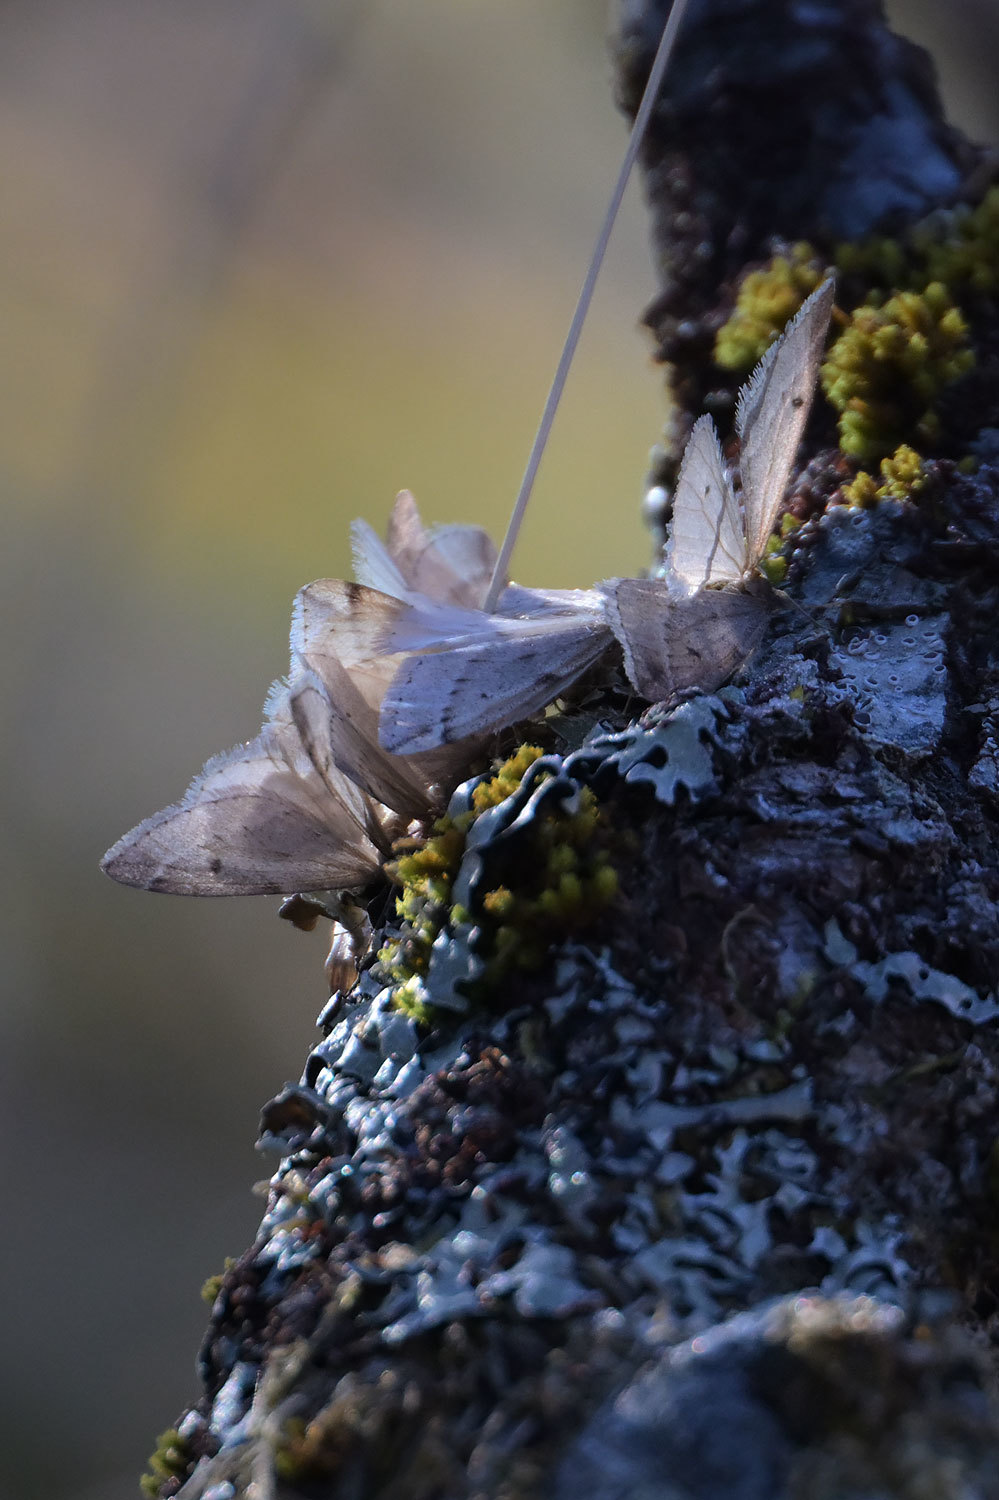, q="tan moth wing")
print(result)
[603,279,834,705]
[386,489,498,607]
[352,490,498,608]
[287,661,436,819]
[602,577,772,701]
[666,414,744,589]
[101,684,390,896]
[291,578,476,807]
[736,278,835,567]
